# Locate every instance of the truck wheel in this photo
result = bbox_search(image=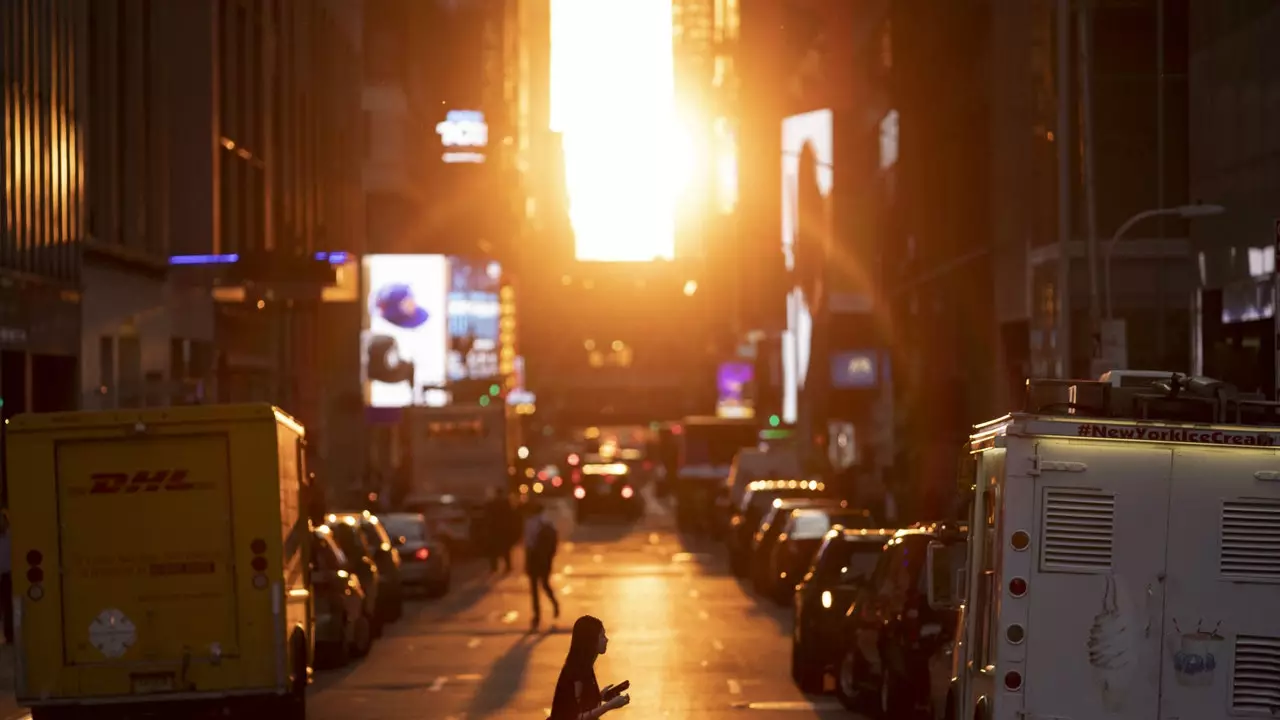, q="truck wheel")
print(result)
[281,631,308,720]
